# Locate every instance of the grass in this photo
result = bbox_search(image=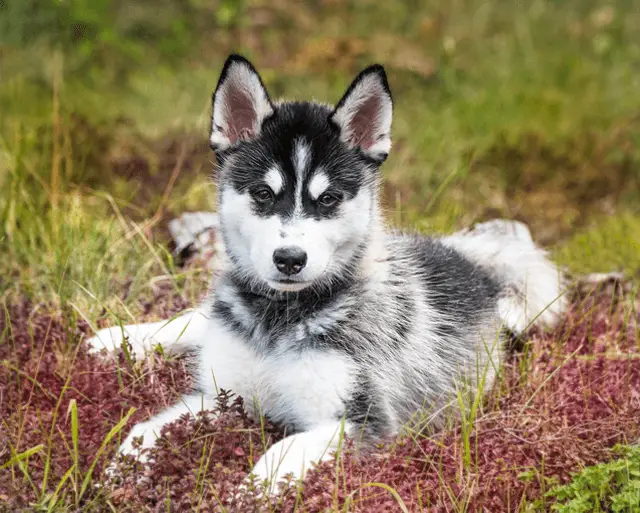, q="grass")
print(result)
[1,0,640,511]
[555,213,640,279]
